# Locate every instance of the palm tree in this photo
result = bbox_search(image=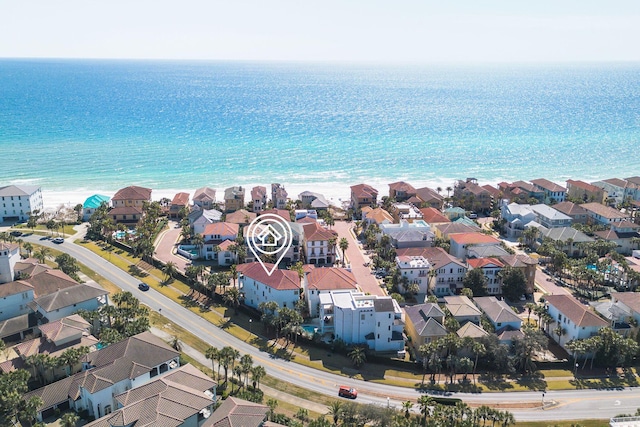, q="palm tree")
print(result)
[554,325,567,346]
[23,242,33,258]
[34,247,50,264]
[230,264,238,287]
[250,365,266,390]
[347,345,367,368]
[163,261,177,283]
[60,412,79,427]
[402,400,413,419]
[338,237,349,267]
[524,302,537,324]
[471,341,486,384]
[205,346,219,380]
[418,395,434,425]
[170,335,182,352]
[327,400,343,425]
[239,354,253,388]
